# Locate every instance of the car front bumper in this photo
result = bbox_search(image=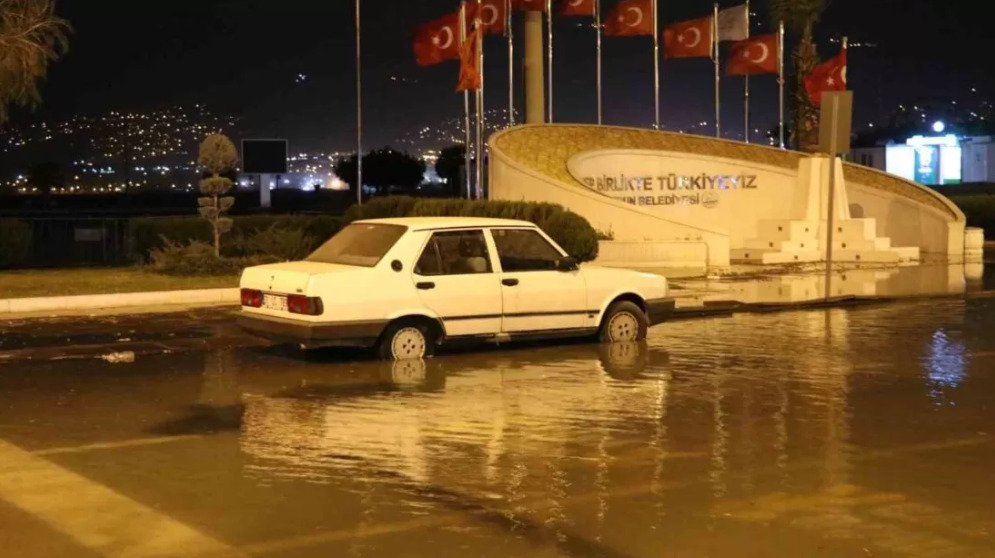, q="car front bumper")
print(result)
[646,297,677,325]
[236,312,387,349]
